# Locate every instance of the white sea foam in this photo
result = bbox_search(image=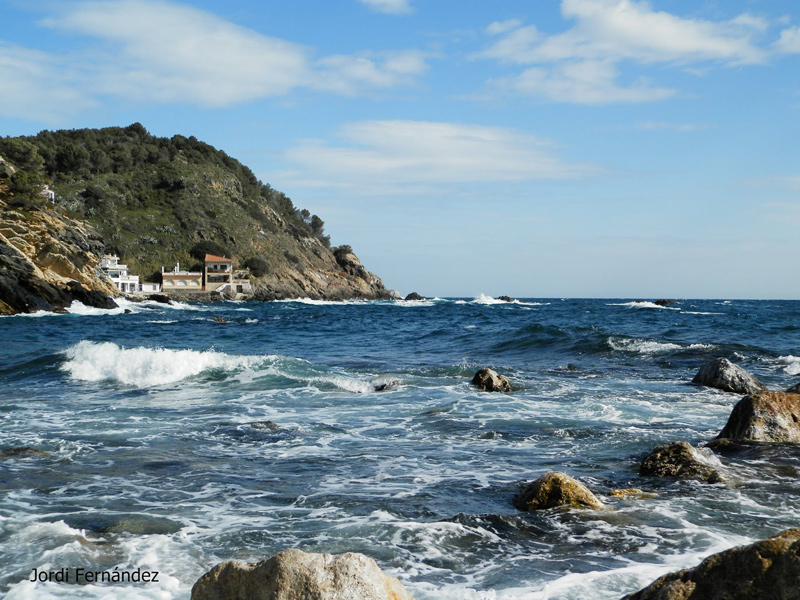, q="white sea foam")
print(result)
[275,298,369,306]
[60,341,269,387]
[777,355,800,376]
[609,301,680,311]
